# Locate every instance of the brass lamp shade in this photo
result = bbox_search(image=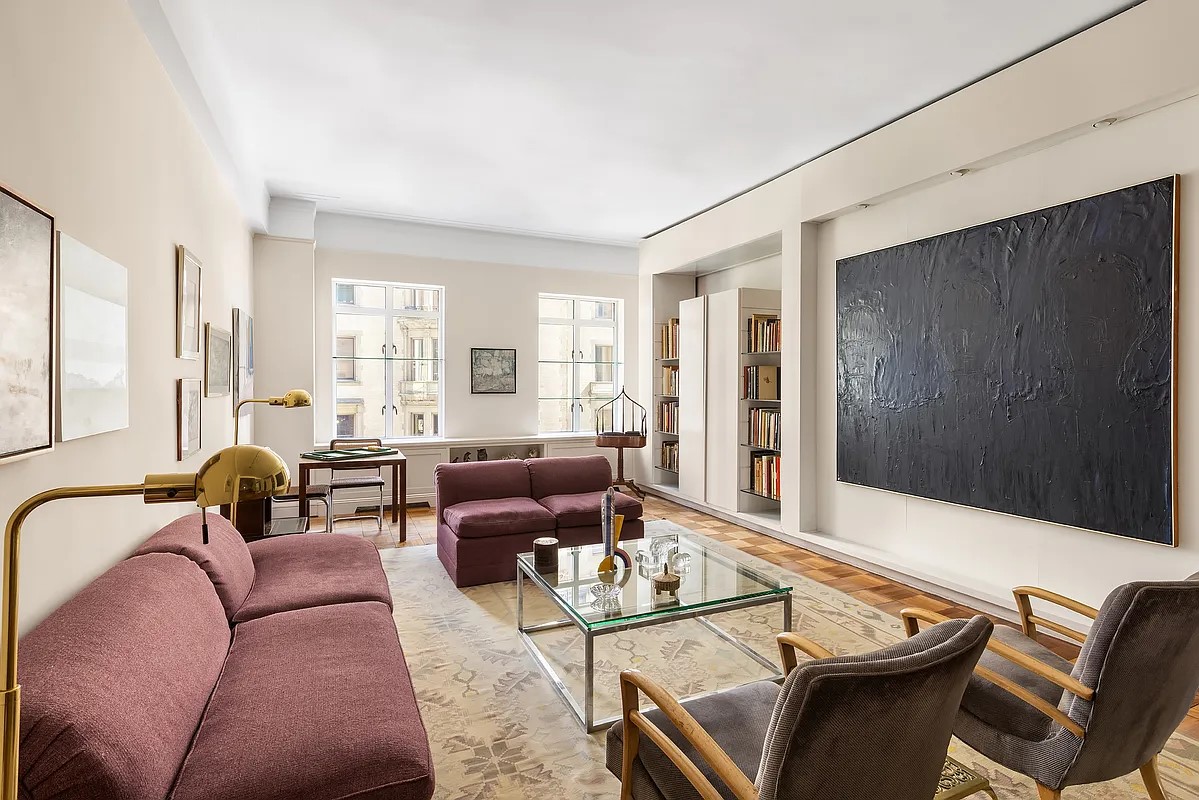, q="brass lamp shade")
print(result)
[195,444,290,507]
[271,389,312,408]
